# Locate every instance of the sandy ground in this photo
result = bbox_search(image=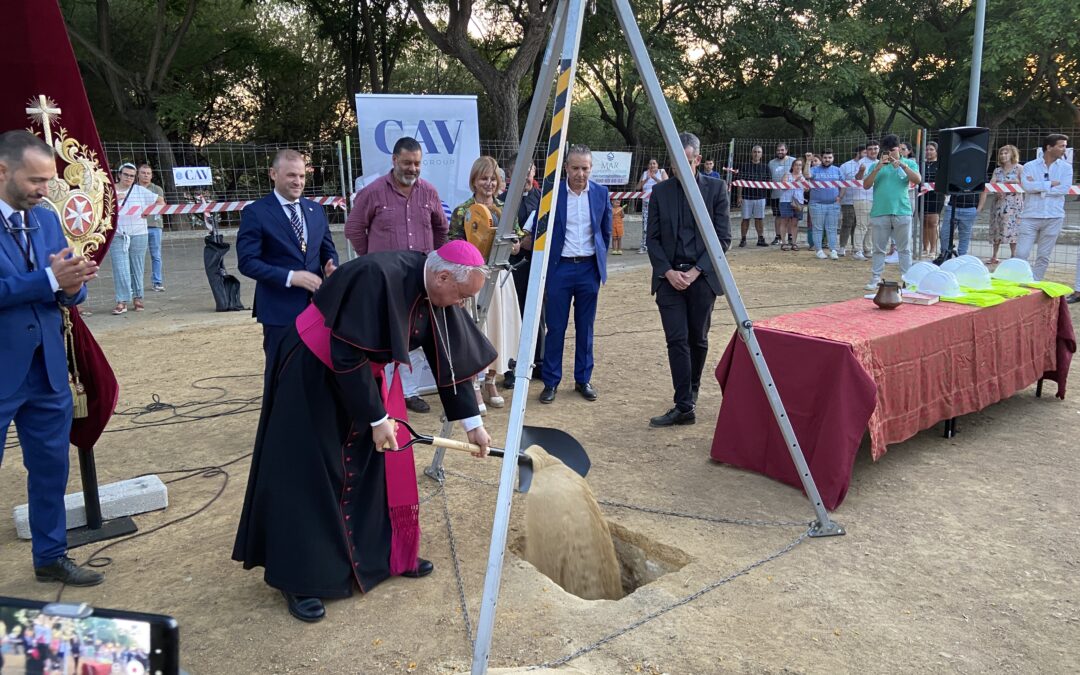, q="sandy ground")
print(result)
[2,236,1079,674]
